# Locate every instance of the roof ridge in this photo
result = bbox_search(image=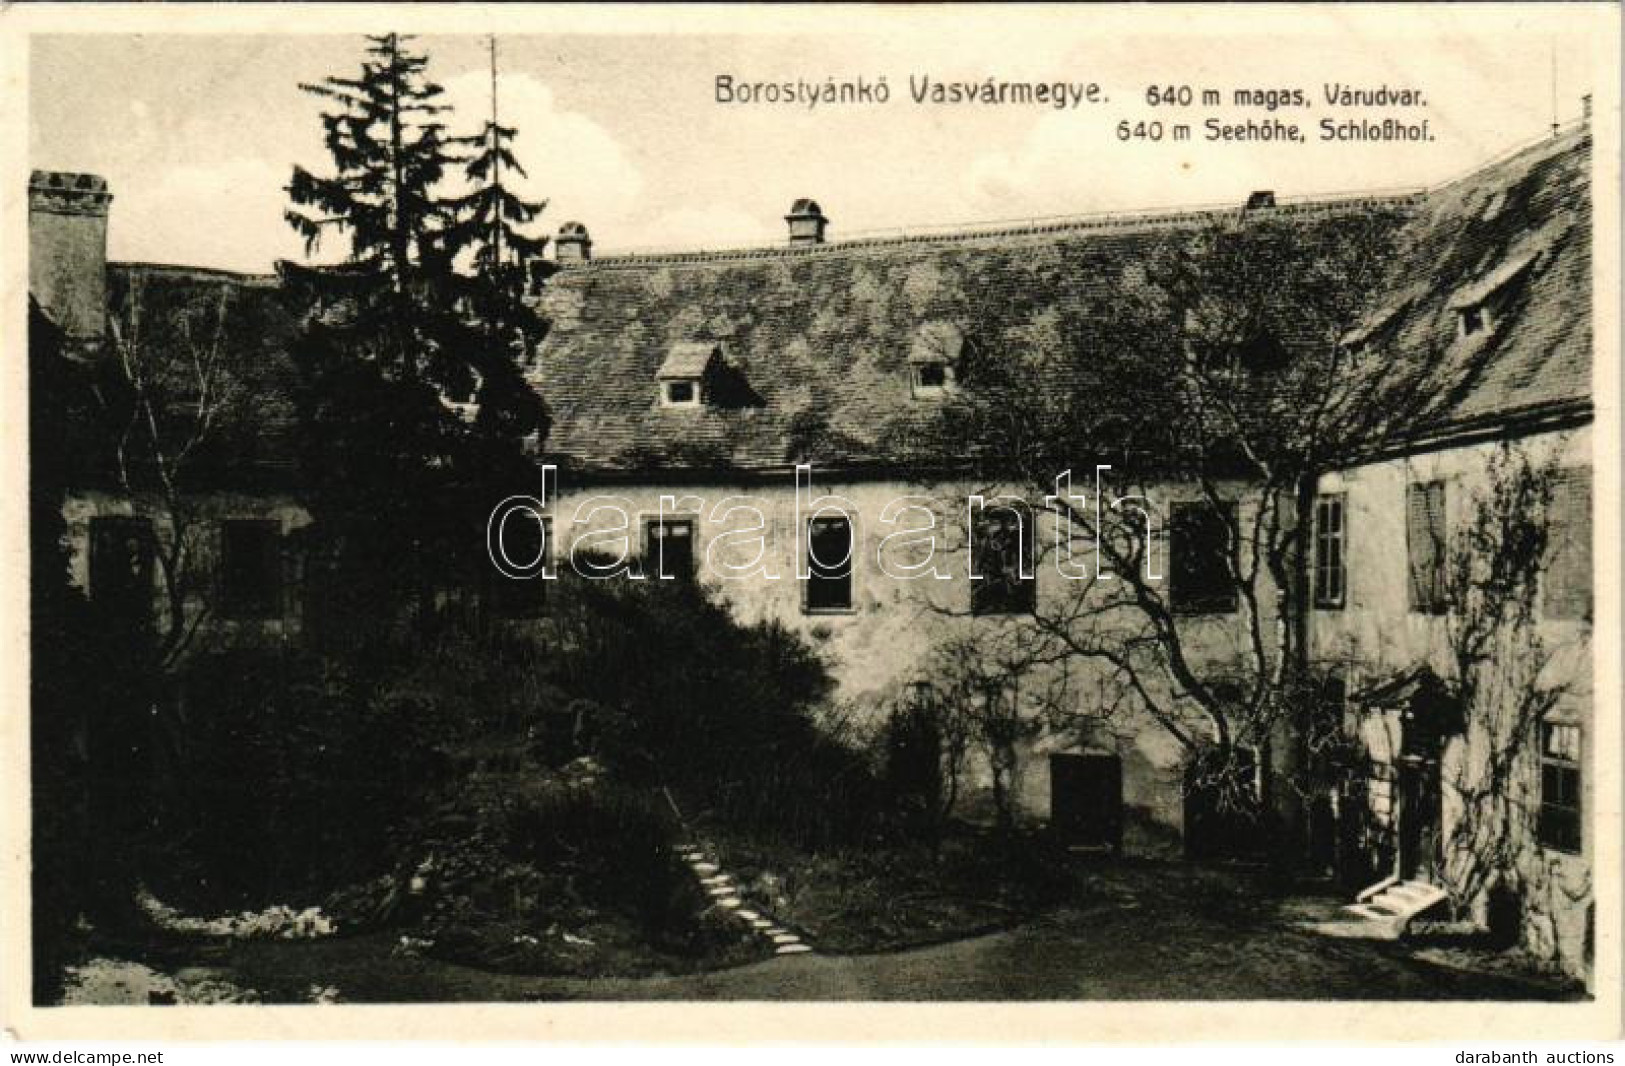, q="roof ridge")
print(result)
[110,261,280,286]
[1422,120,1590,200]
[556,119,1590,273]
[564,193,1425,271]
